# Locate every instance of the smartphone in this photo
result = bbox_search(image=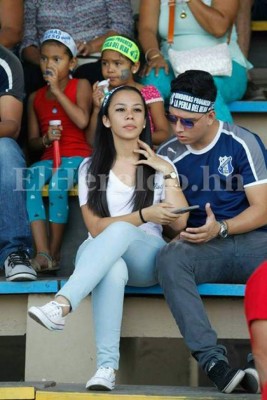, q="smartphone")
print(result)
[171,205,200,214]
